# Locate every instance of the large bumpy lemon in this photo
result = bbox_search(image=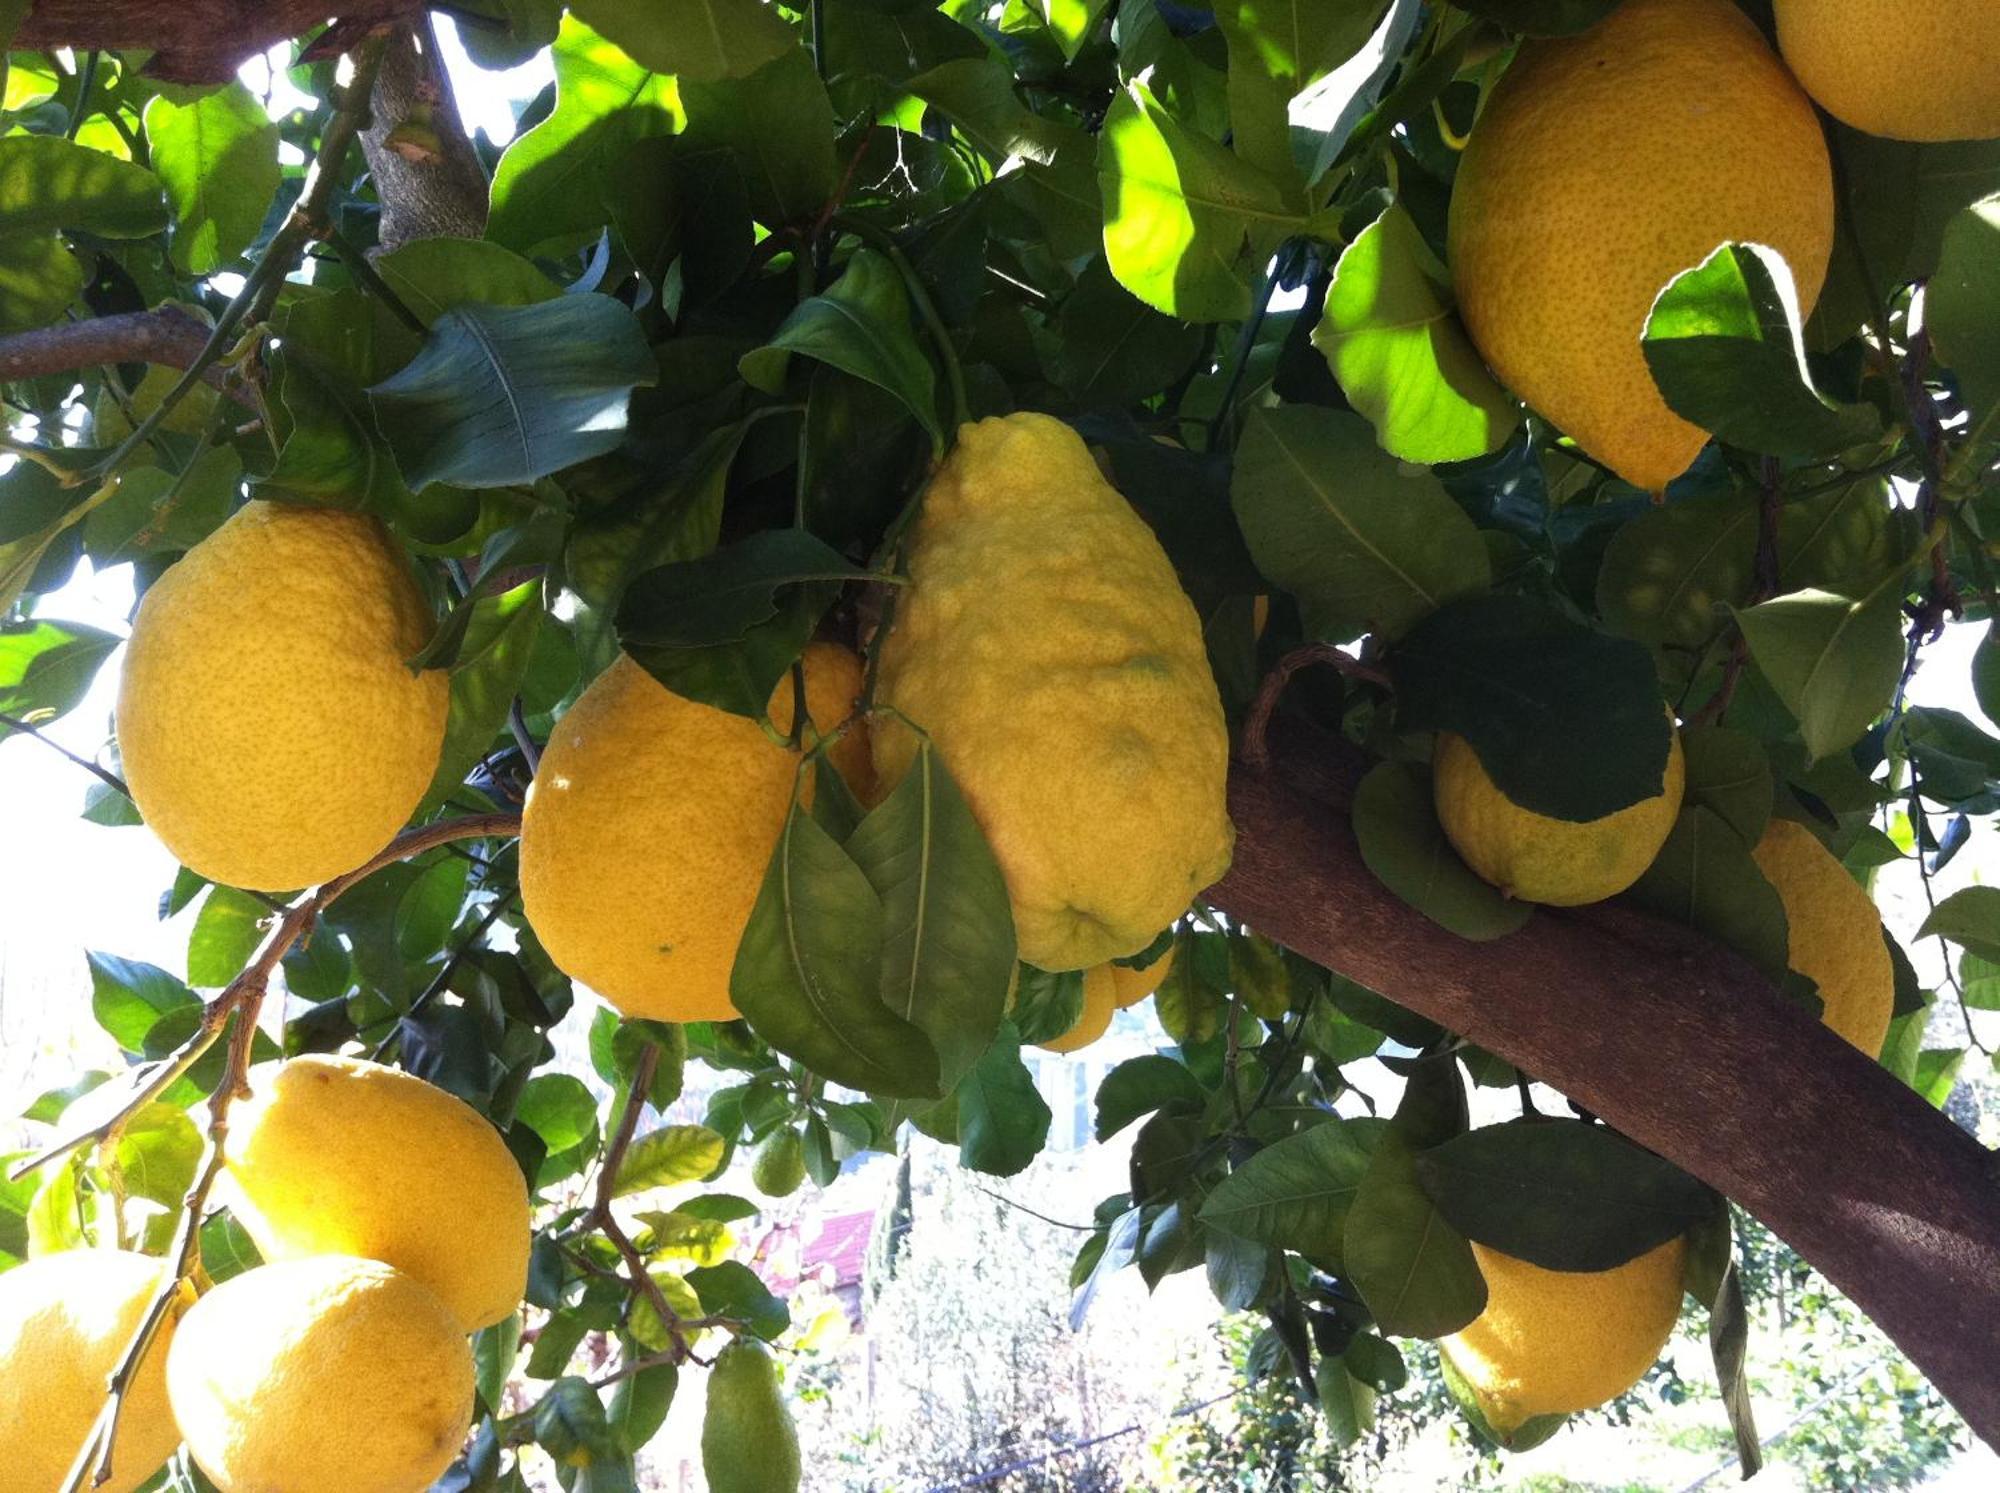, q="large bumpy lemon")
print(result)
[168,1256,474,1493]
[1111,943,1175,1009]
[0,1250,184,1493]
[1449,0,1833,493]
[871,414,1233,970]
[222,1054,529,1330]
[1751,818,1894,1056]
[521,642,864,1023]
[1037,965,1118,1054]
[1443,1237,1687,1434]
[1775,2,2000,143]
[1434,729,1685,906]
[702,1338,802,1493]
[117,501,447,892]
